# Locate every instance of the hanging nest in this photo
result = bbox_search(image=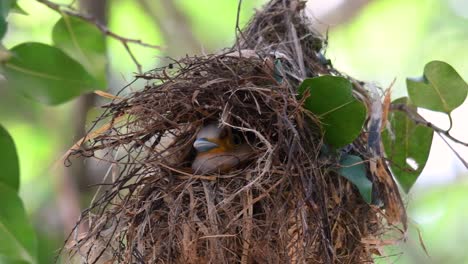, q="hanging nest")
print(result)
[65,0,407,263]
